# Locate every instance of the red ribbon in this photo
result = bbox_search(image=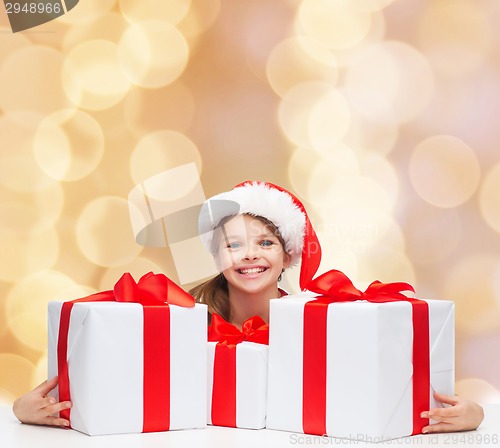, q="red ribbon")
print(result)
[208,314,269,427]
[57,272,195,432]
[302,270,430,436]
